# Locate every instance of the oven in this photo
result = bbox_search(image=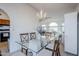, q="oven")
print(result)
[0,32,10,42]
